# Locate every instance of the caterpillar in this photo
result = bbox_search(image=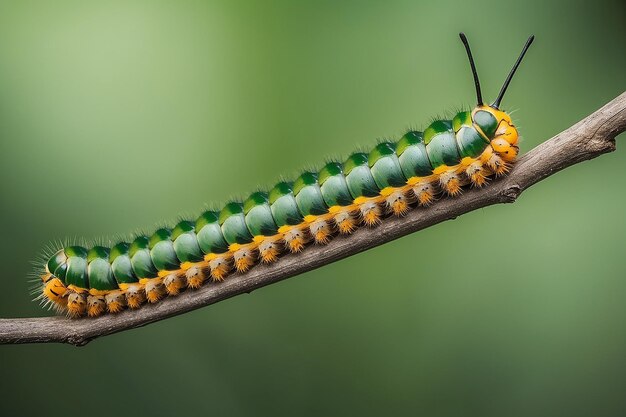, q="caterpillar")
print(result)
[36,33,534,318]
